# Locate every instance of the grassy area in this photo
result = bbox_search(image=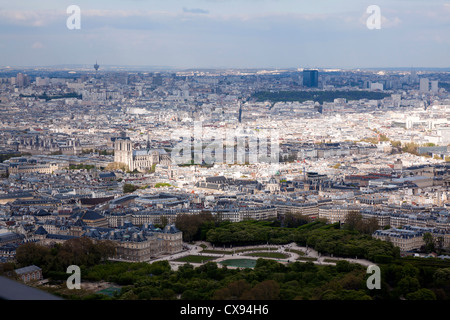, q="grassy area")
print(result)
[173,255,219,263]
[155,183,172,188]
[297,257,318,262]
[201,249,233,255]
[323,258,340,263]
[234,247,276,253]
[246,252,289,259]
[286,249,305,256]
